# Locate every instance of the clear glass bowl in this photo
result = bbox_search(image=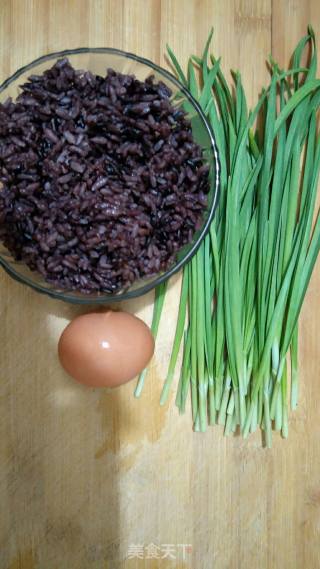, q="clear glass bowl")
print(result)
[0,48,220,304]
